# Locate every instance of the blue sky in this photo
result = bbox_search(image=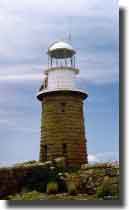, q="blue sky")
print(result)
[0,0,119,165]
